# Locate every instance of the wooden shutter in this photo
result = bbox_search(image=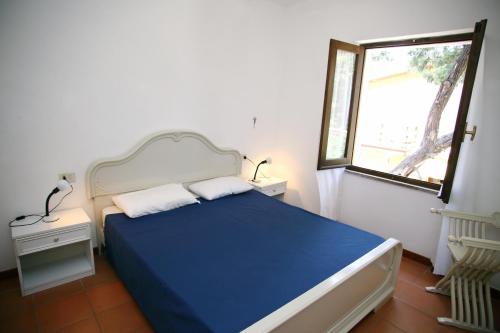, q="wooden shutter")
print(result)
[317,39,364,169]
